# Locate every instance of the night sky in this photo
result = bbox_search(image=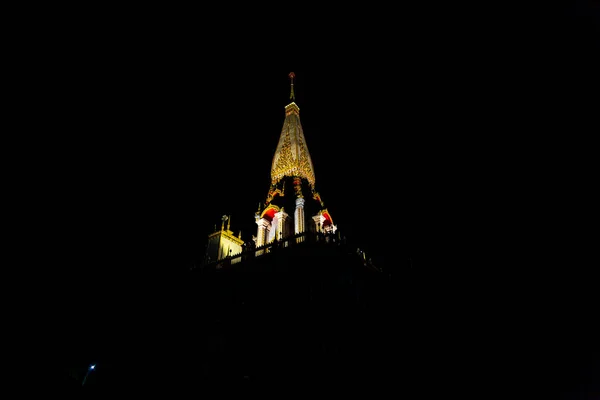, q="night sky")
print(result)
[59,68,425,274]
[44,3,598,395]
